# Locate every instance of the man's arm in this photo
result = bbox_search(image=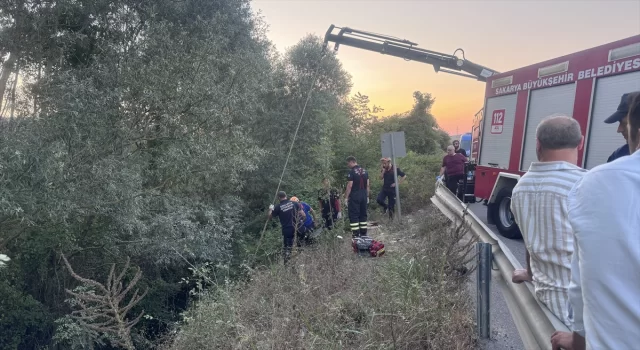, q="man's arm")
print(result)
[510,198,533,283]
[568,236,585,348]
[295,203,306,220]
[344,181,353,200]
[512,249,534,283]
[309,207,316,222]
[439,166,446,177]
[267,204,276,220]
[396,168,406,186]
[366,178,370,199]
